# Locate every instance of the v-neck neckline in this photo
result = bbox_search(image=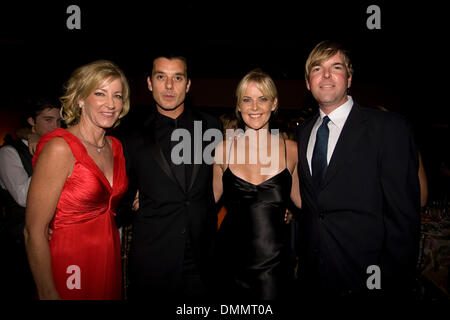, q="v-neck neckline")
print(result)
[65,129,115,190]
[225,167,290,187]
